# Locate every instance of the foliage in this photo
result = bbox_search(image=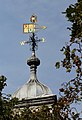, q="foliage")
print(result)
[14,106,54,120]
[0,75,18,120]
[55,0,82,119]
[0,76,7,96]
